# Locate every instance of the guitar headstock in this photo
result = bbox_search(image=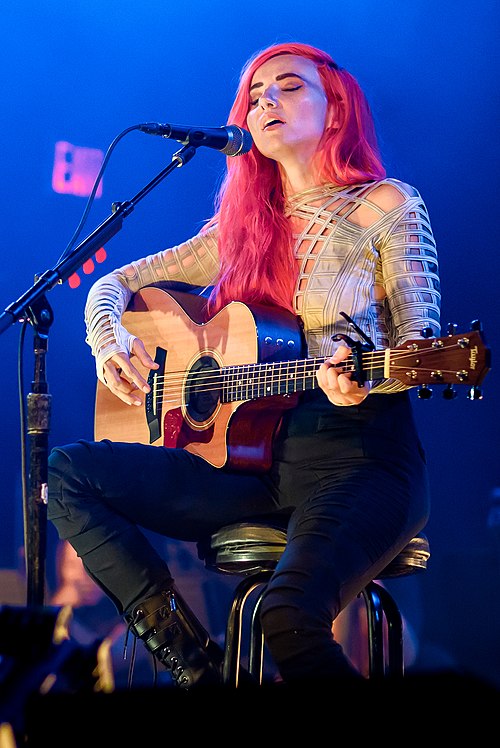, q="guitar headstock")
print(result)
[390,325,491,396]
